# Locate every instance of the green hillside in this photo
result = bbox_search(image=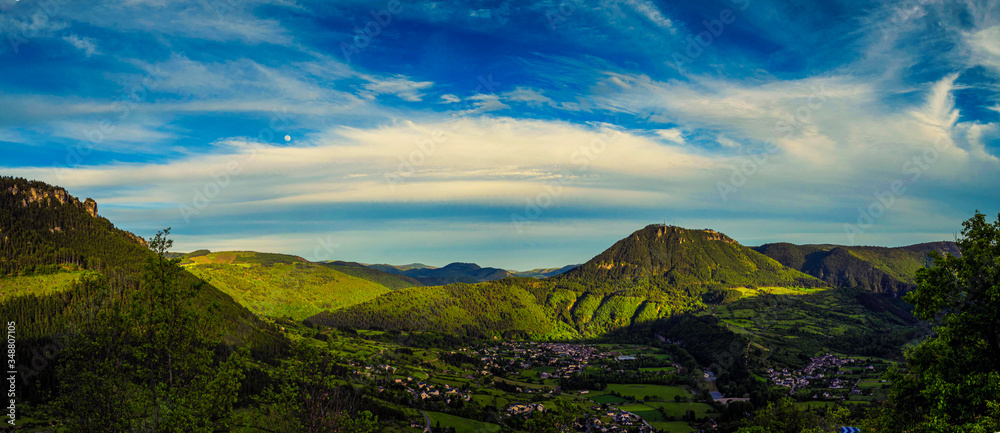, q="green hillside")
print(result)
[182,251,394,320]
[310,278,581,339]
[311,225,824,338]
[752,241,959,294]
[559,225,824,290]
